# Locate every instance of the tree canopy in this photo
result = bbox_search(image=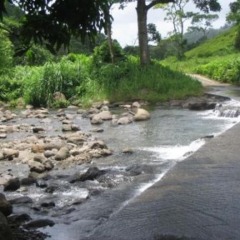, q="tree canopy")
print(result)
[0,0,111,52]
